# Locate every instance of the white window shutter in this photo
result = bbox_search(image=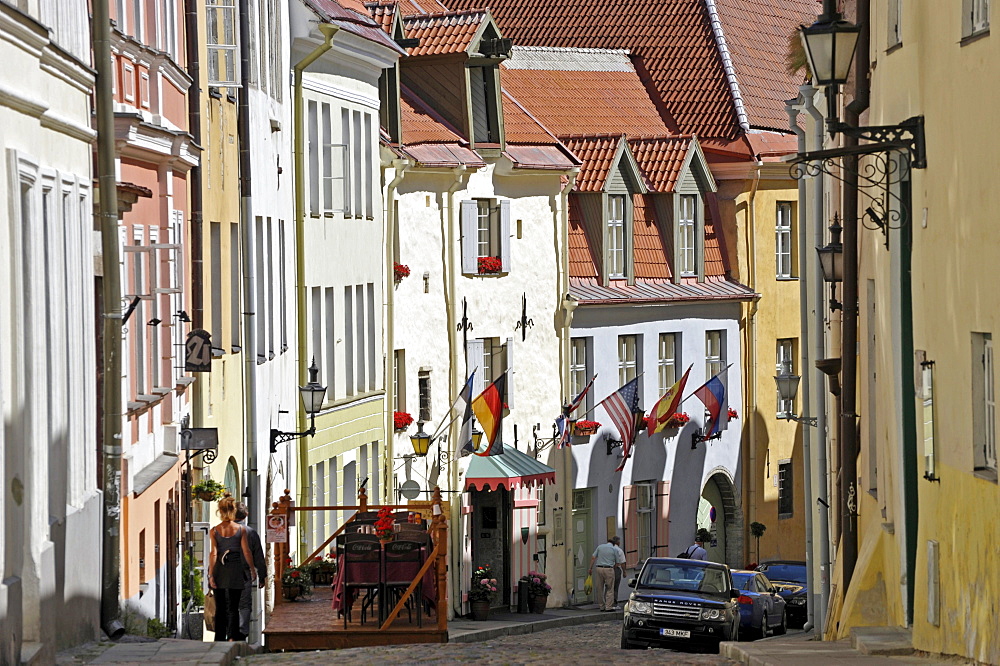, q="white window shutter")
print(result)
[505,336,514,410]
[461,200,478,275]
[466,338,484,397]
[500,199,511,272]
